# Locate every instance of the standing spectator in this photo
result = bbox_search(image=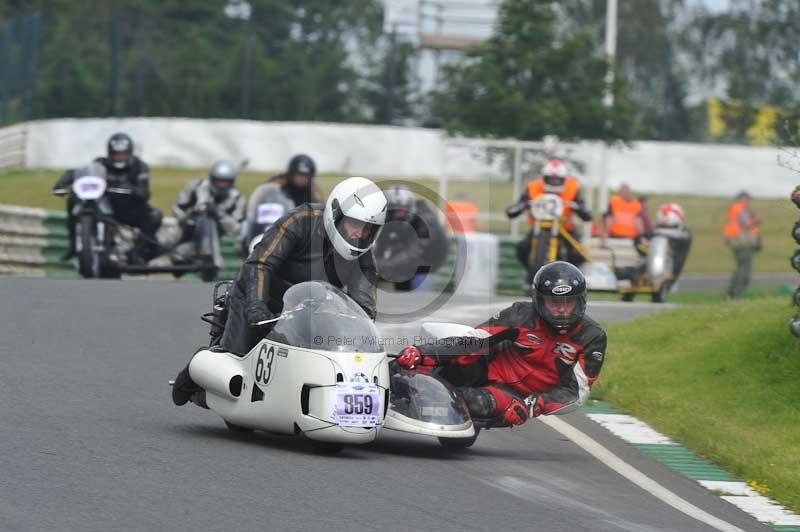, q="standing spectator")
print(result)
[724,191,761,299]
[601,183,645,247]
